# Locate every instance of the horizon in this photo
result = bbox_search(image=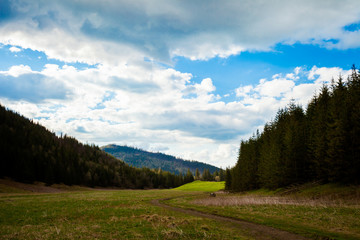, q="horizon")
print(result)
[1,0,360,168]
